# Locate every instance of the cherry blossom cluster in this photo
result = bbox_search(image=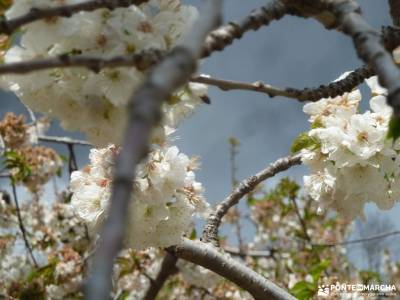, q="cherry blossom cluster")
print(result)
[0,113,62,192]
[2,0,207,146]
[0,195,88,298]
[0,112,49,150]
[70,144,208,249]
[245,178,359,297]
[300,74,400,220]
